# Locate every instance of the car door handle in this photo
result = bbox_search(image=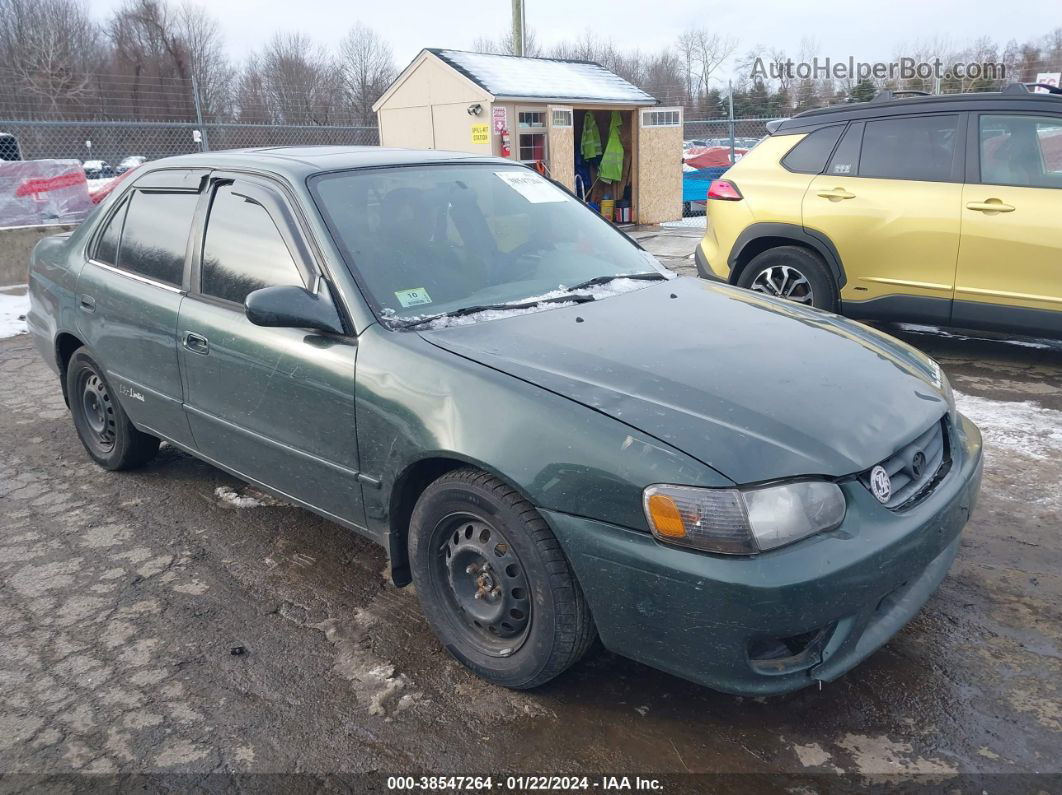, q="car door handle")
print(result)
[183,332,209,355]
[966,199,1015,213]
[78,294,95,312]
[816,188,856,201]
